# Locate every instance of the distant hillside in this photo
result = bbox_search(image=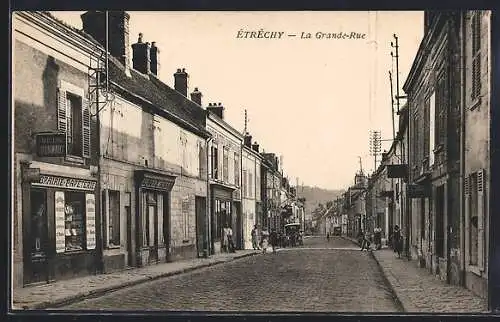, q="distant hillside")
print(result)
[296,186,344,219]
